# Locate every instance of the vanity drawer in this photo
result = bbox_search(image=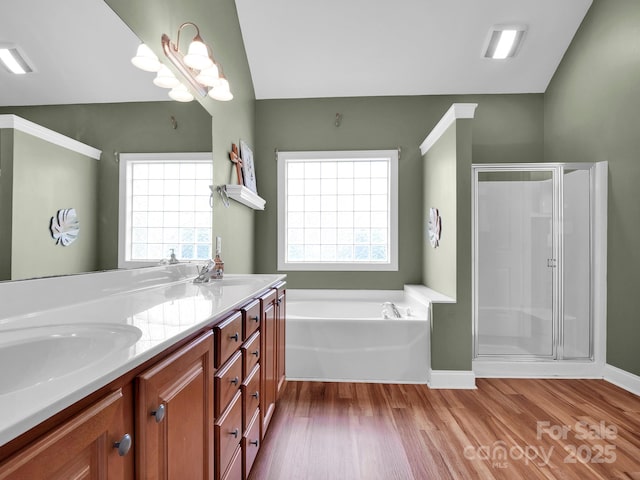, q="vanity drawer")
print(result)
[243,299,261,339]
[242,409,261,478]
[215,351,242,416]
[241,331,260,378]
[215,391,242,480]
[241,364,260,430]
[215,311,243,367]
[221,445,242,480]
